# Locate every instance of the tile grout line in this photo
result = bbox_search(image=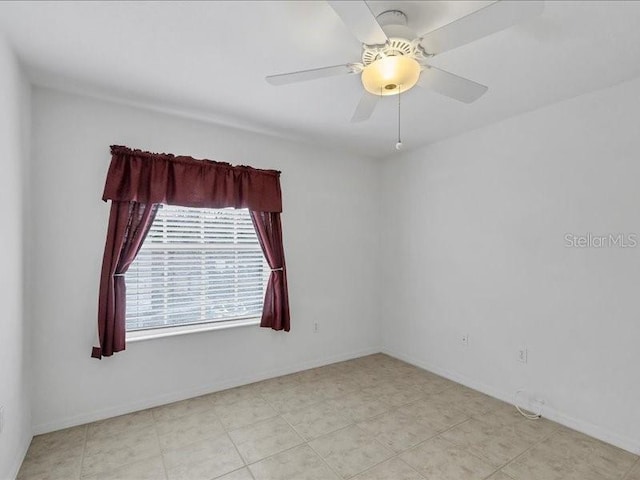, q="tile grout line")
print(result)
[342,398,548,480]
[358,393,499,478]
[79,424,89,480]
[486,416,568,478]
[241,378,405,479]
[346,403,469,479]
[80,418,163,479]
[419,401,570,479]
[236,433,336,479]
[416,405,541,479]
[387,457,428,480]
[158,394,258,480]
[209,396,256,480]
[383,385,473,479]
[266,371,426,476]
[495,470,518,480]
[621,457,640,480]
[159,401,247,479]
[142,397,248,479]
[150,412,170,480]
[279,414,353,480]
[342,440,427,480]
[237,380,486,479]
[407,426,500,478]
[292,393,472,480]
[141,385,464,480]
[491,419,565,477]
[290,382,404,478]
[78,424,89,480]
